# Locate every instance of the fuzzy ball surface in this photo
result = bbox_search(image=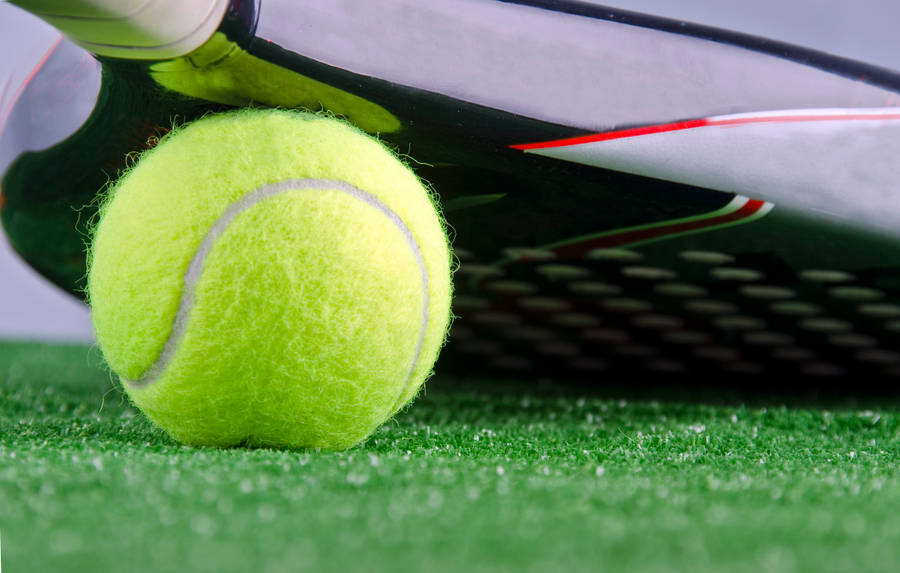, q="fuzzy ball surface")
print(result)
[88,109,453,450]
